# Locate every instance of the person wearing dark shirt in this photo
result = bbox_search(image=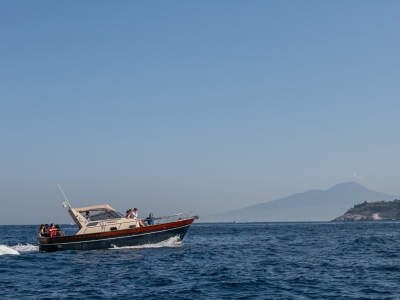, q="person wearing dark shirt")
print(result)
[144,213,157,226]
[85,211,91,222]
[55,224,63,236]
